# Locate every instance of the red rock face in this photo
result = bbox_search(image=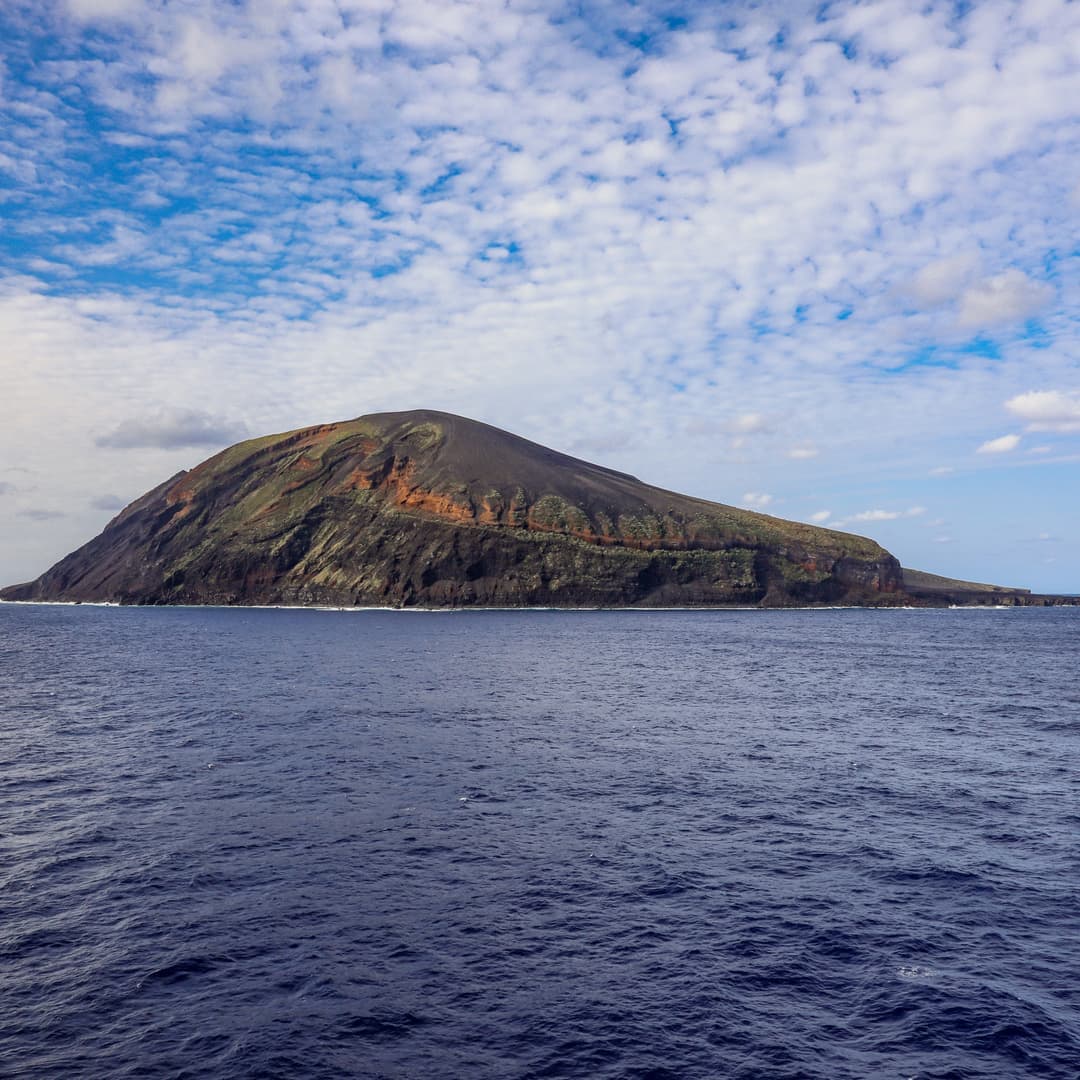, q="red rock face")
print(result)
[346,458,476,521]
